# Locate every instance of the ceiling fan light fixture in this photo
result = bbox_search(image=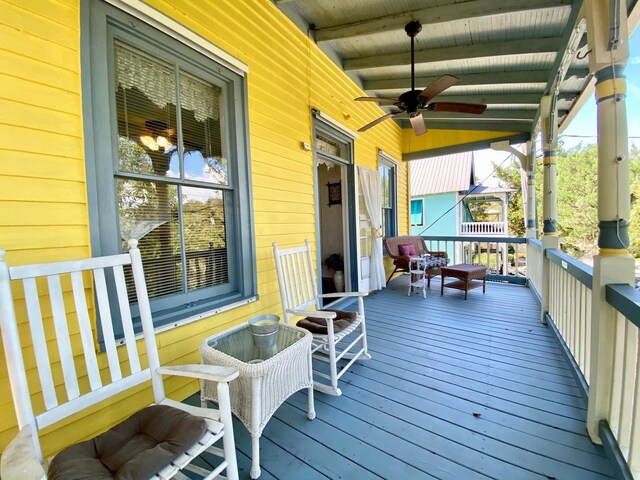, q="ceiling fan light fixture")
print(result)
[354,21,485,135]
[139,133,172,152]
